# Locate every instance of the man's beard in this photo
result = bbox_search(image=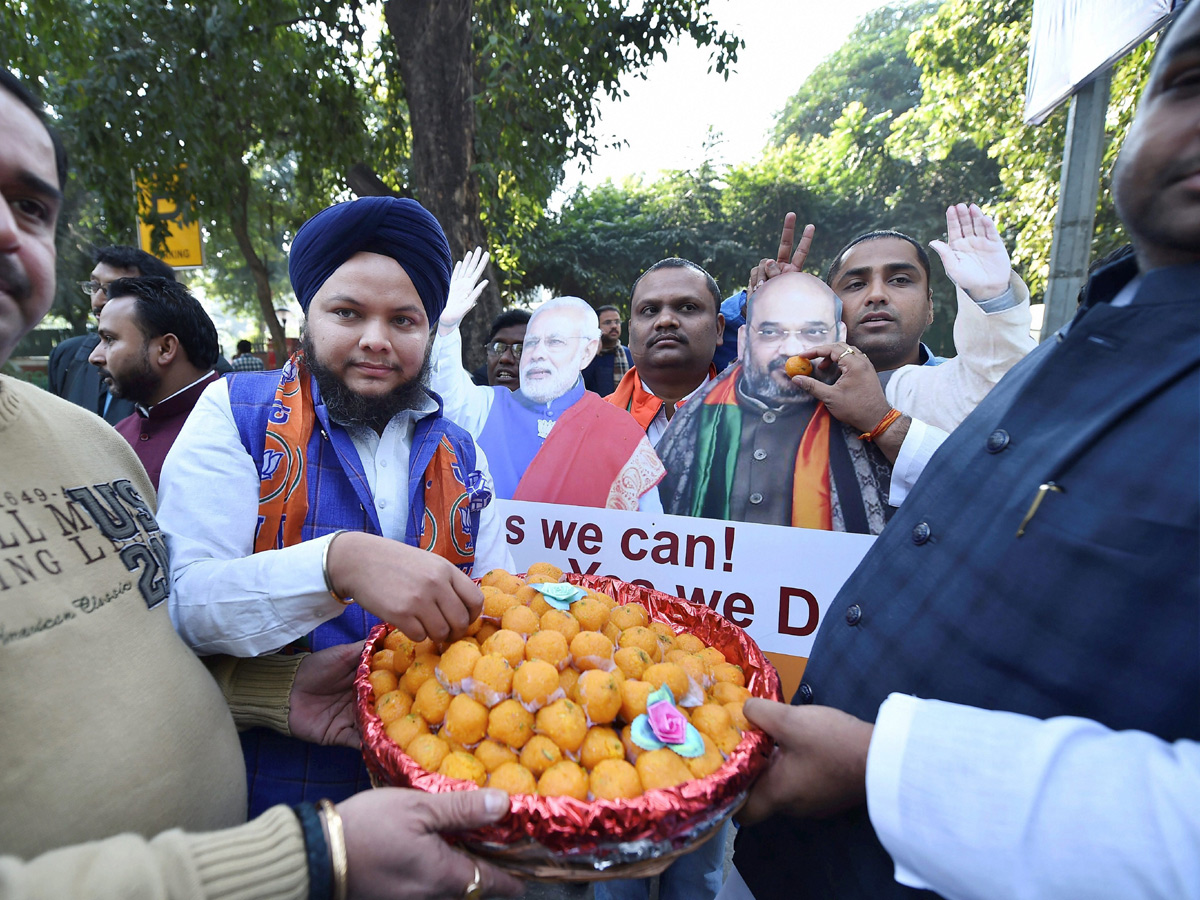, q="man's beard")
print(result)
[741,354,816,406]
[103,348,160,404]
[302,331,433,431]
[521,356,582,404]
